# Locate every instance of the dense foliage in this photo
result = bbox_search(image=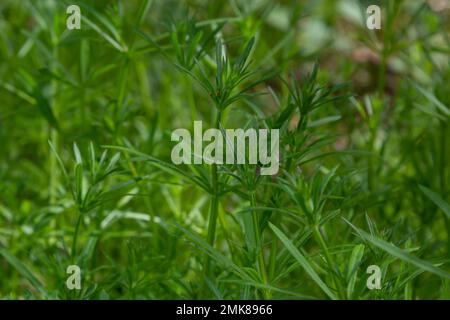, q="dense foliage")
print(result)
[0,0,449,299]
